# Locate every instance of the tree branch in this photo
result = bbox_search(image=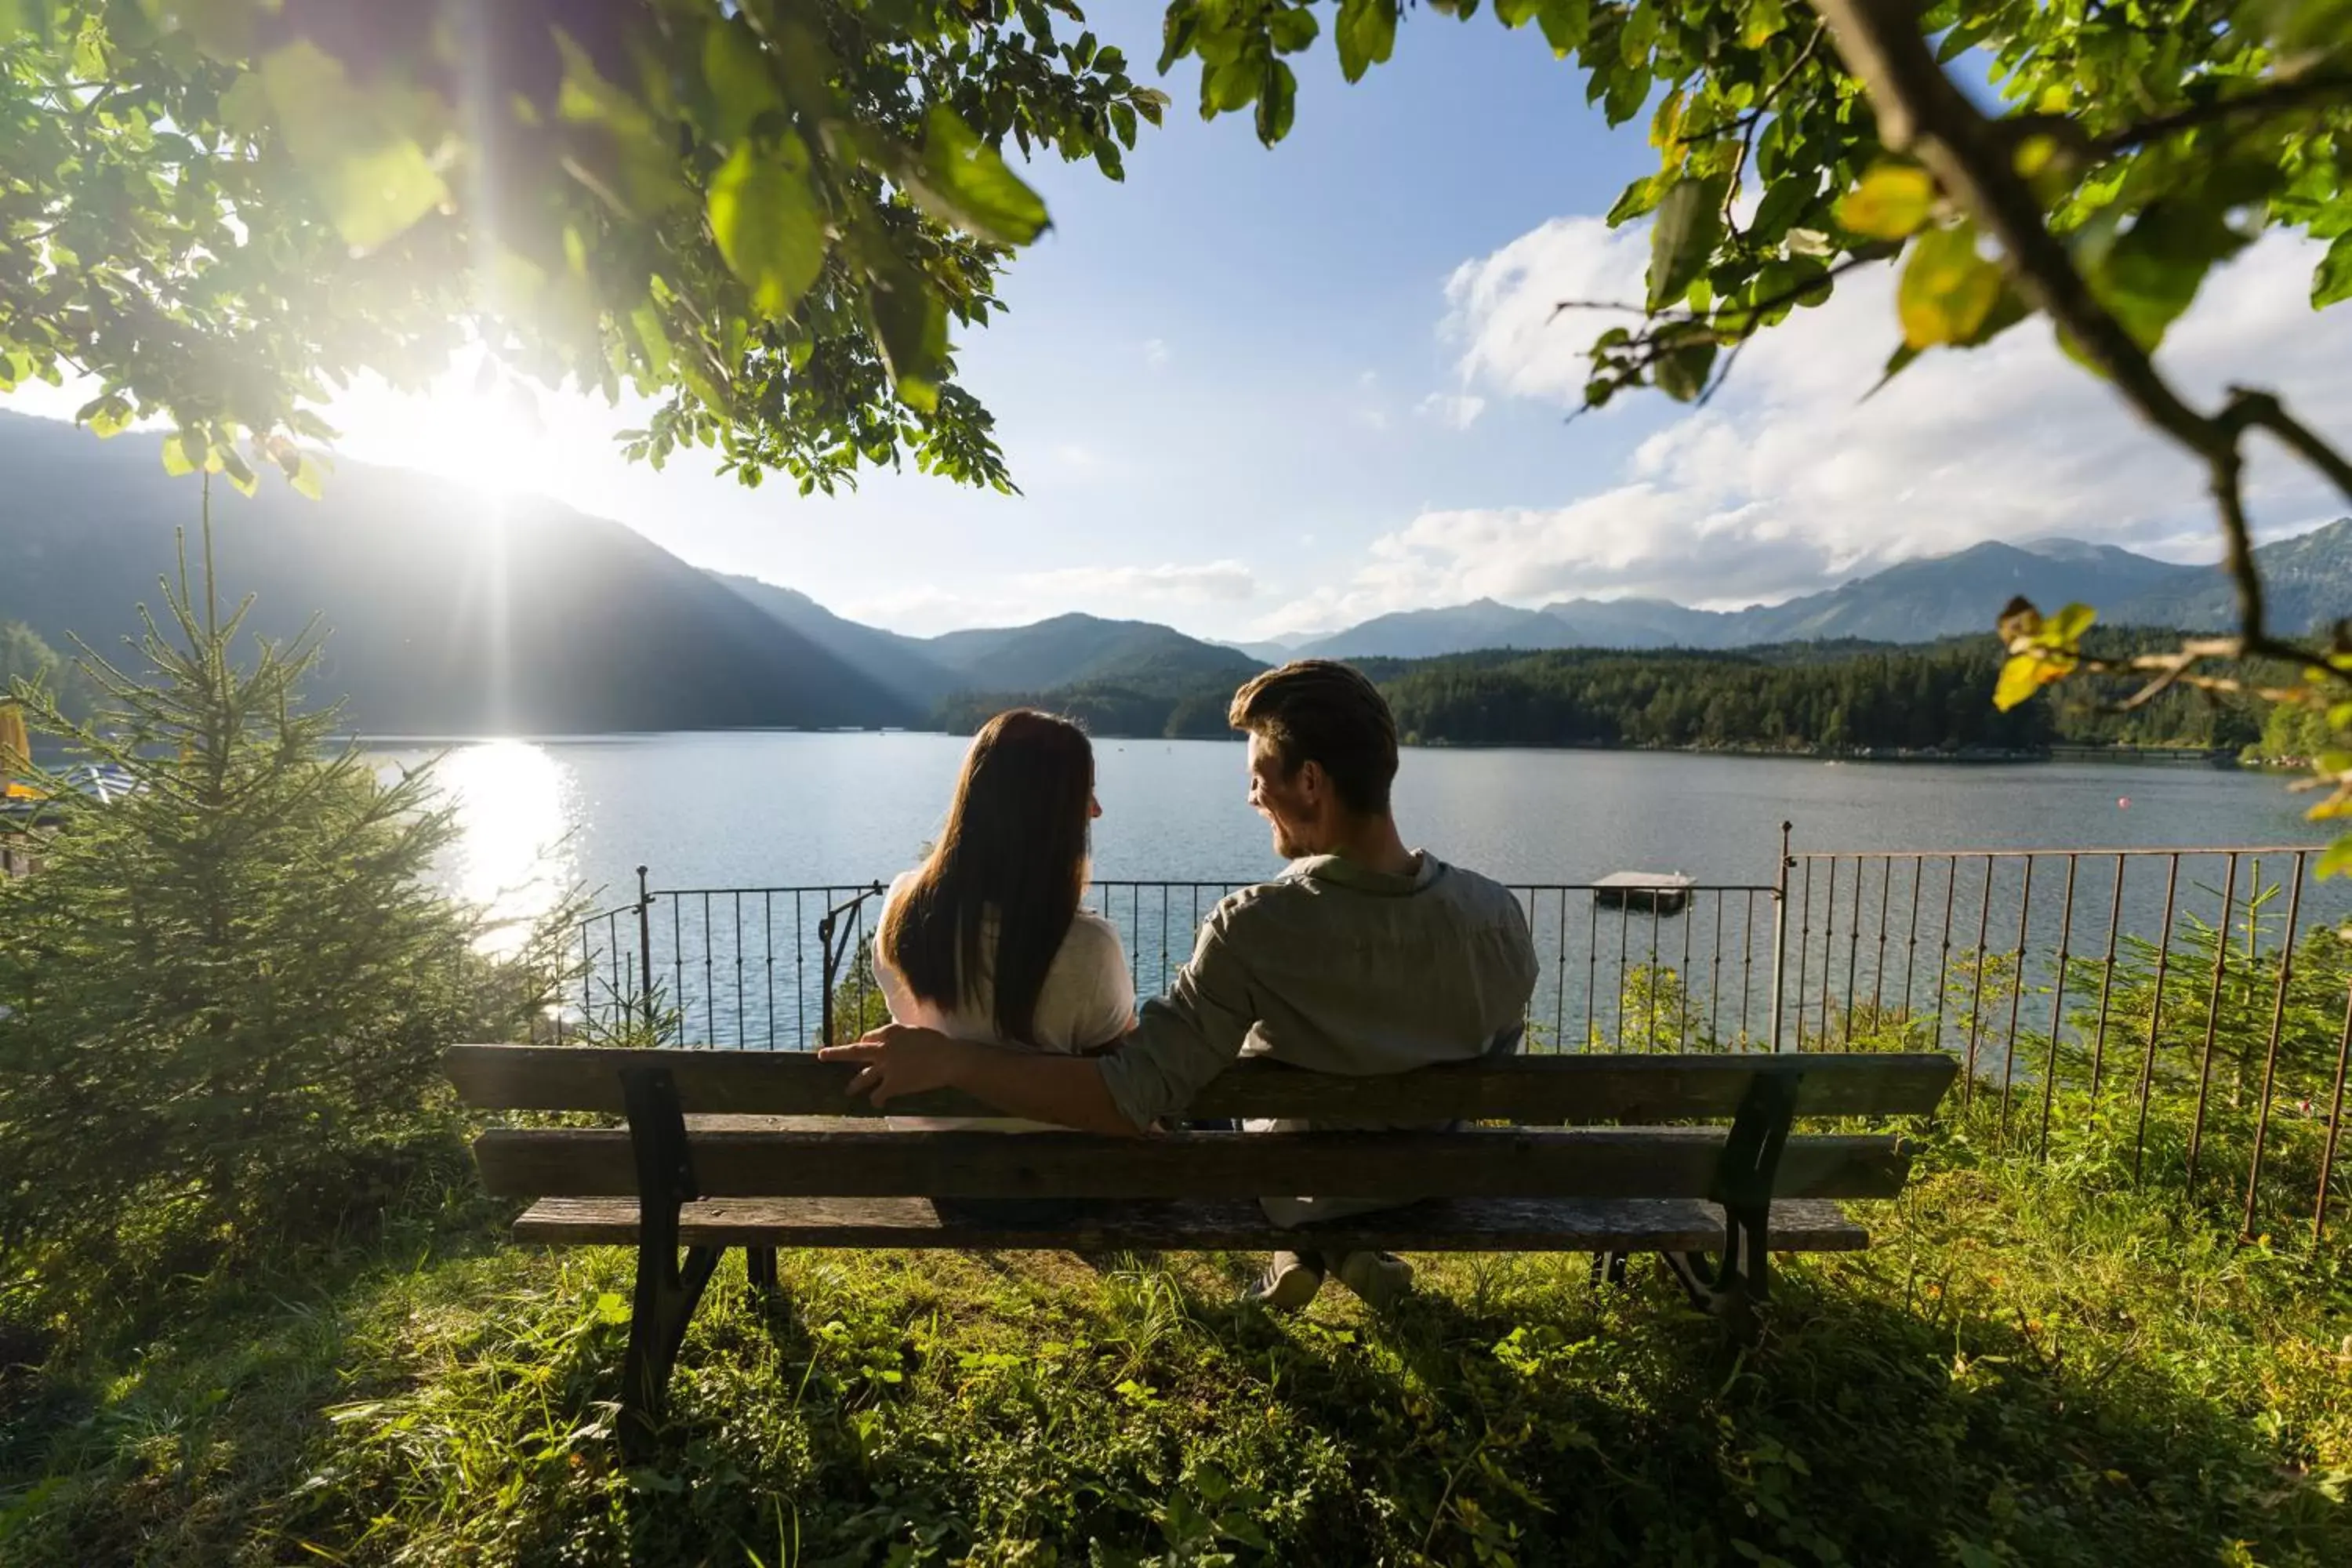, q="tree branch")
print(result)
[1813,0,2352,684]
[2089,70,2352,158]
[1679,22,1830,145]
